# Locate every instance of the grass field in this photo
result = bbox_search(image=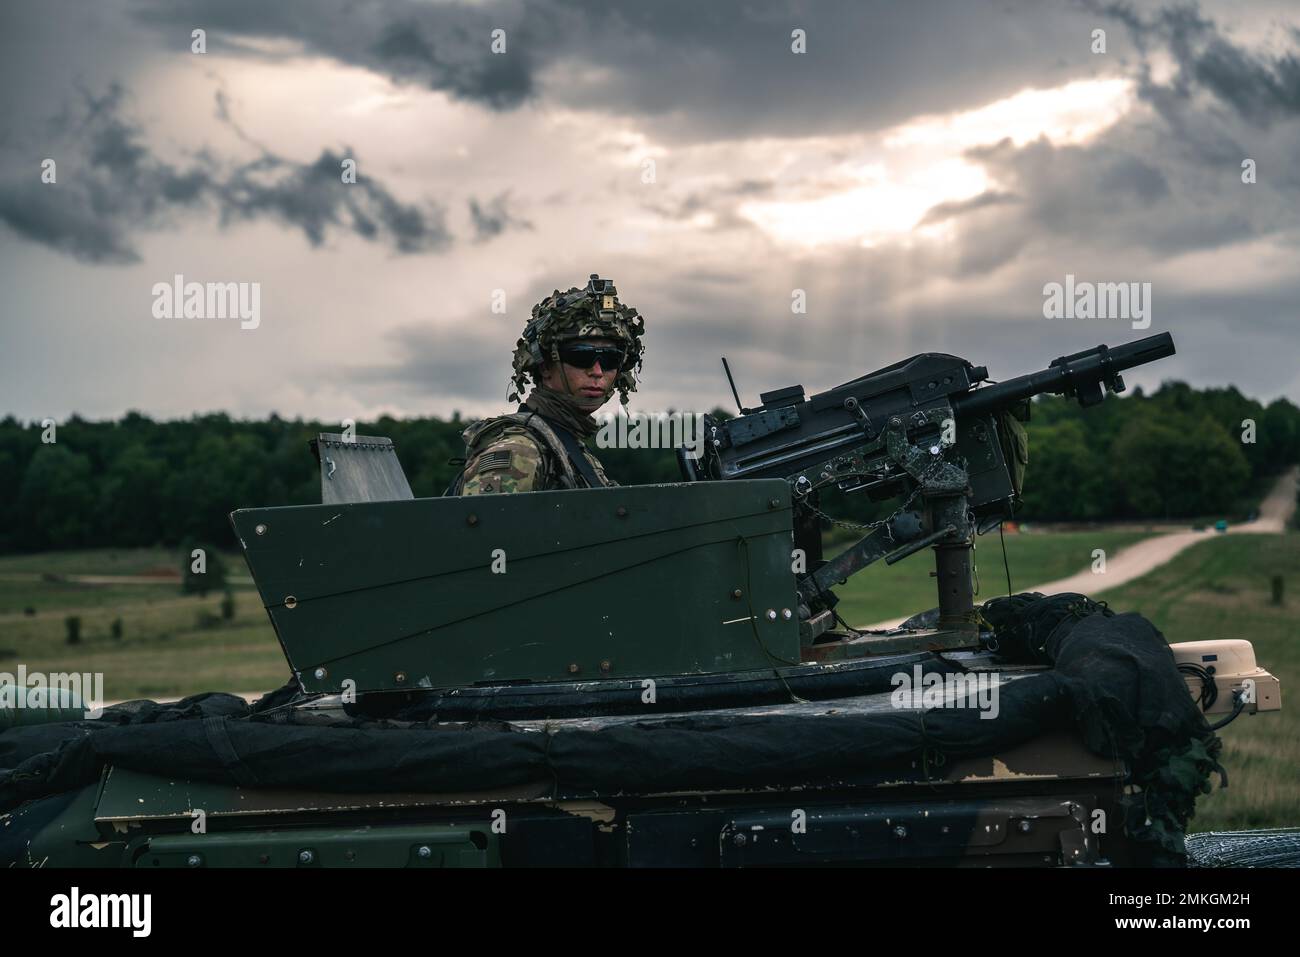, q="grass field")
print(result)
[0,548,287,700]
[0,547,253,616]
[828,529,1150,627]
[1100,533,1299,833]
[0,547,189,577]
